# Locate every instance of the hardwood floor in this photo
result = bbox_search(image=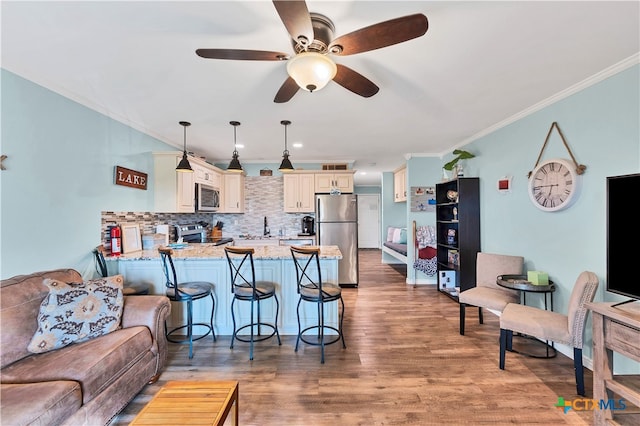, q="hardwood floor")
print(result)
[111,249,593,425]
